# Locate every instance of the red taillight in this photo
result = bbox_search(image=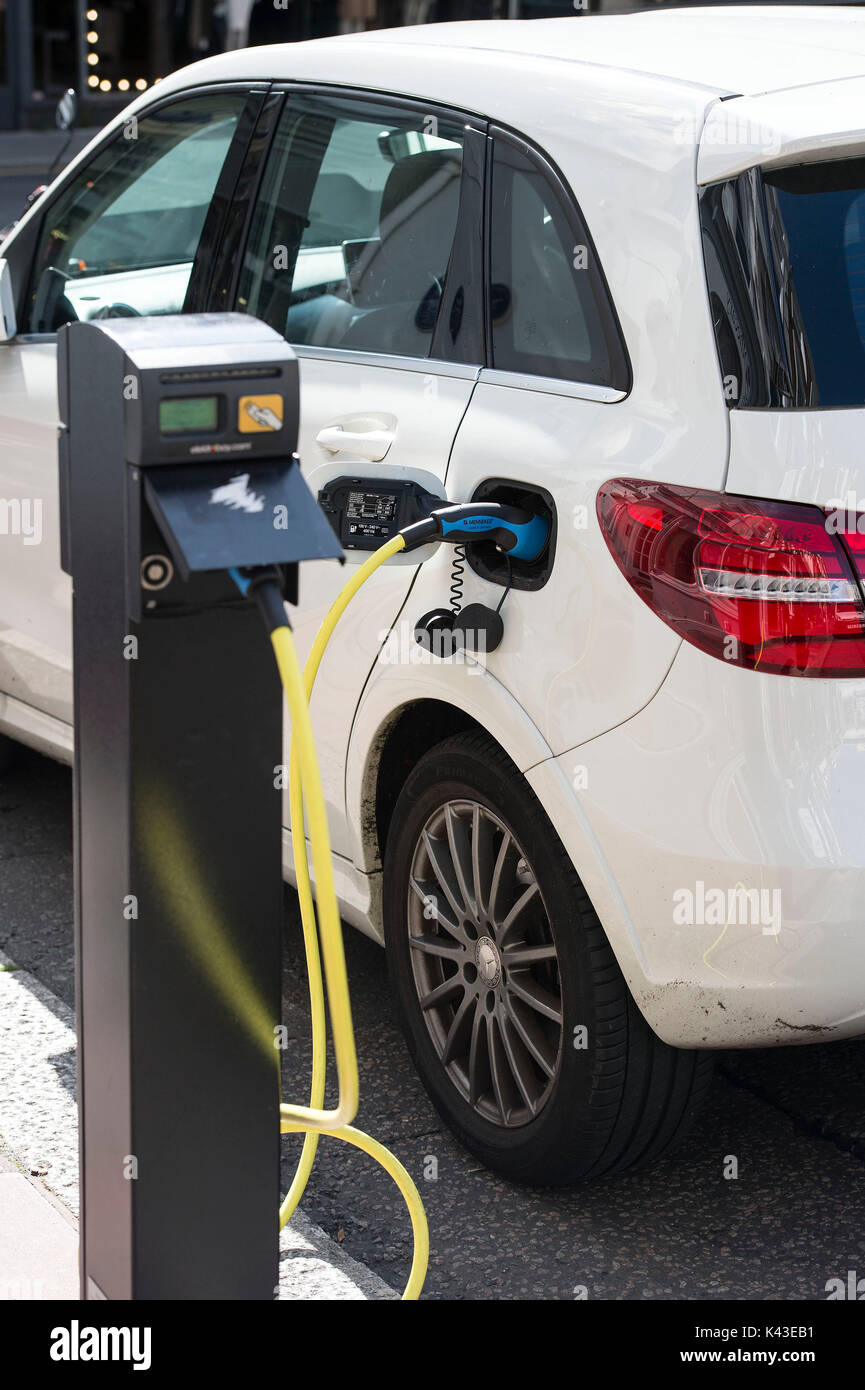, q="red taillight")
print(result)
[596,479,865,677]
[840,523,865,586]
